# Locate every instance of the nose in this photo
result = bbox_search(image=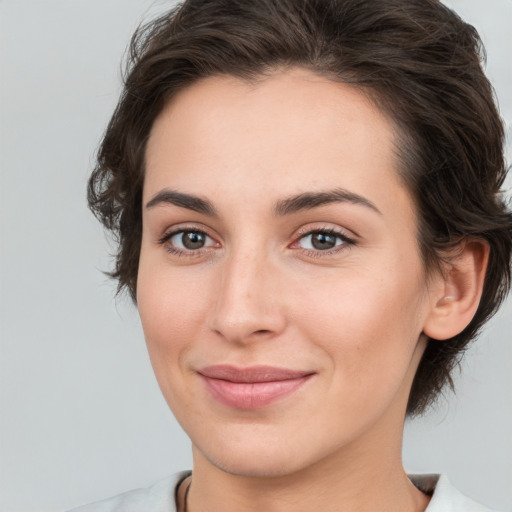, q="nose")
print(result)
[208,249,287,344]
